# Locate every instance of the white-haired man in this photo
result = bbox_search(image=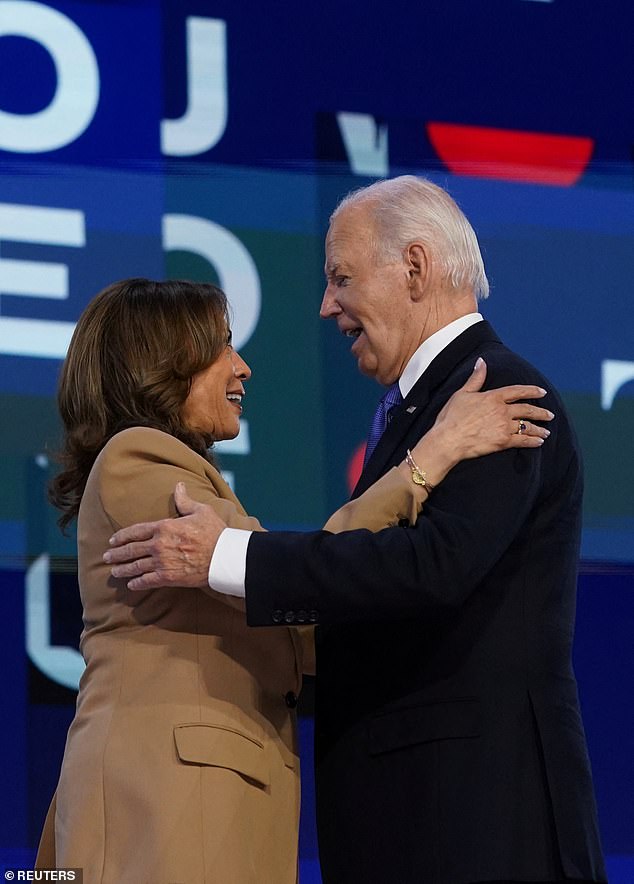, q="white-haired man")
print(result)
[106,177,606,884]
